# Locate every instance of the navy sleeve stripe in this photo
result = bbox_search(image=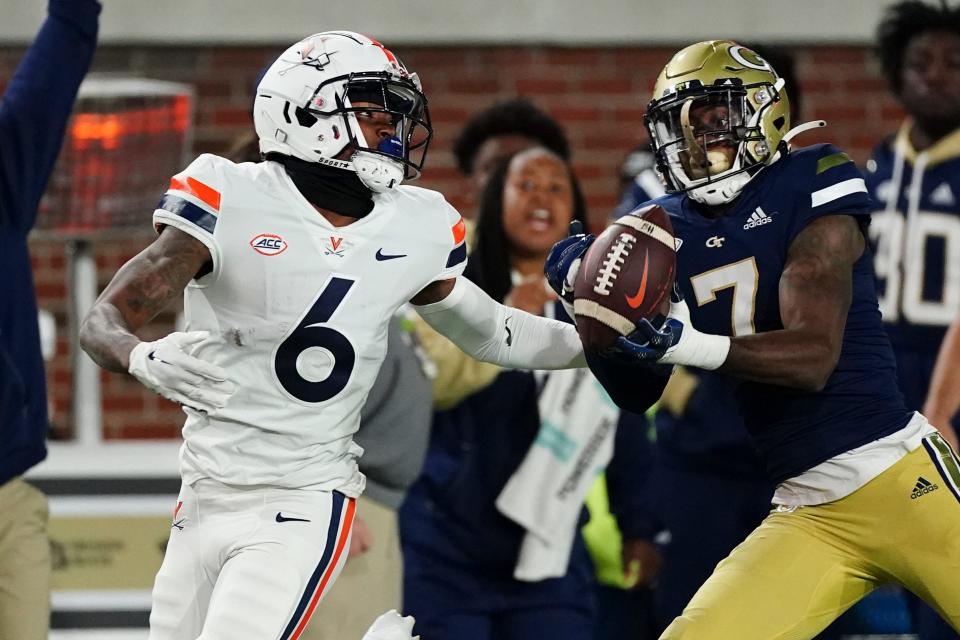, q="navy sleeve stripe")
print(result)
[445,242,467,268]
[157,194,218,234]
